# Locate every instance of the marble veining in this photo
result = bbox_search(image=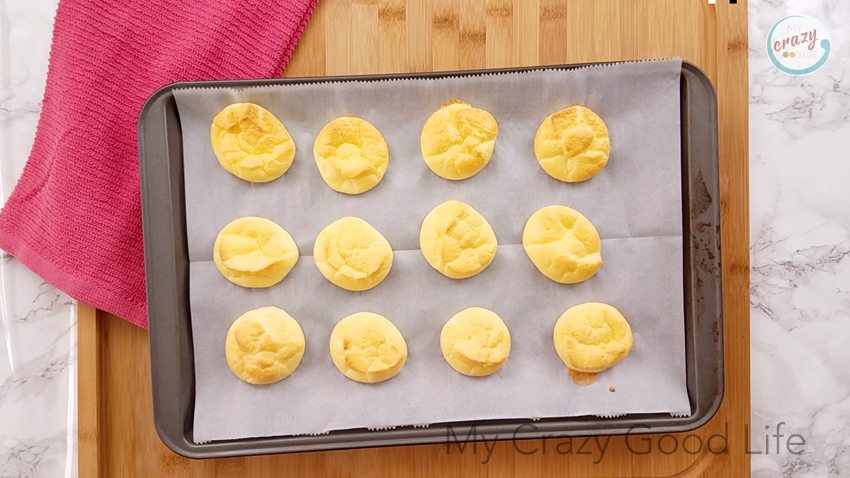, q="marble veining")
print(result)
[750,0,850,476]
[1,0,74,477]
[0,434,70,478]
